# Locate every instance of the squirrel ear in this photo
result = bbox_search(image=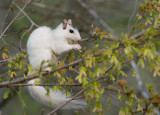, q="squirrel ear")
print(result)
[68,19,72,25]
[63,19,68,29]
